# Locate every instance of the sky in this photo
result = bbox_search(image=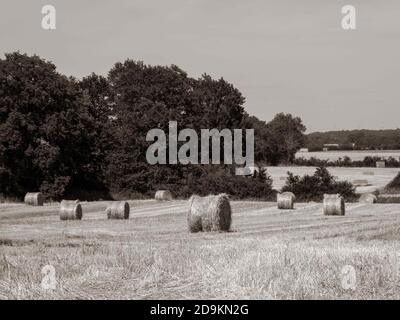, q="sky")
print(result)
[1,0,399,132]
